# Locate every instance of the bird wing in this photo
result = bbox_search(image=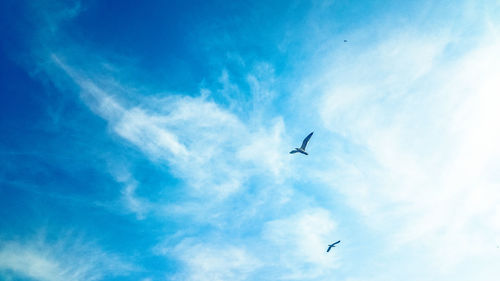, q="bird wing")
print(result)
[300,132,314,150]
[333,240,341,246]
[326,245,333,252]
[290,150,299,154]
